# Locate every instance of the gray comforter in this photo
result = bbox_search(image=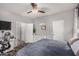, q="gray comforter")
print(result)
[16,39,75,56]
